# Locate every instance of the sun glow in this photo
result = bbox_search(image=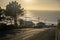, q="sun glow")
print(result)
[20,0,60,10]
[24,0,31,2]
[22,0,32,3]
